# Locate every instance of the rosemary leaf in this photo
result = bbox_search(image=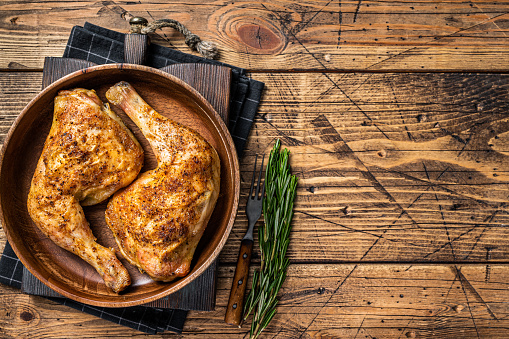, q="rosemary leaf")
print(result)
[243,139,298,338]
